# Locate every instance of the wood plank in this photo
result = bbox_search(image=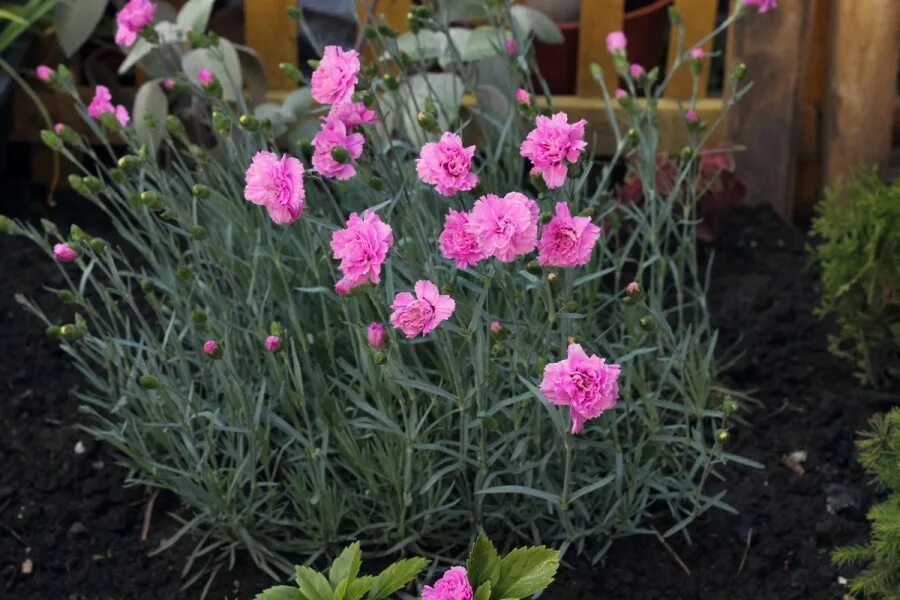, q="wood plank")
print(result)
[725,1,814,220]
[665,0,718,99]
[575,0,624,96]
[359,0,412,31]
[821,0,900,187]
[244,0,297,92]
